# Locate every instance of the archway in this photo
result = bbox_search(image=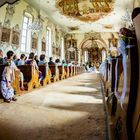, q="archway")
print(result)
[80,37,107,67]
